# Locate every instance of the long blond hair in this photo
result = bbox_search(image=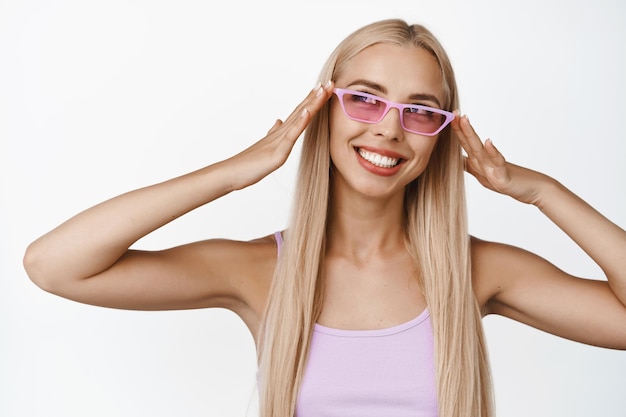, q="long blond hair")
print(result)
[257,19,493,417]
